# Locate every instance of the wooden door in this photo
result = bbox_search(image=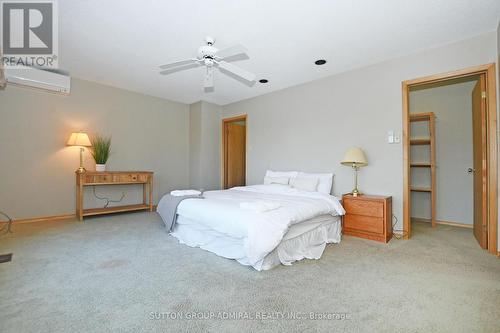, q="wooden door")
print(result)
[224,122,246,188]
[472,76,487,249]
